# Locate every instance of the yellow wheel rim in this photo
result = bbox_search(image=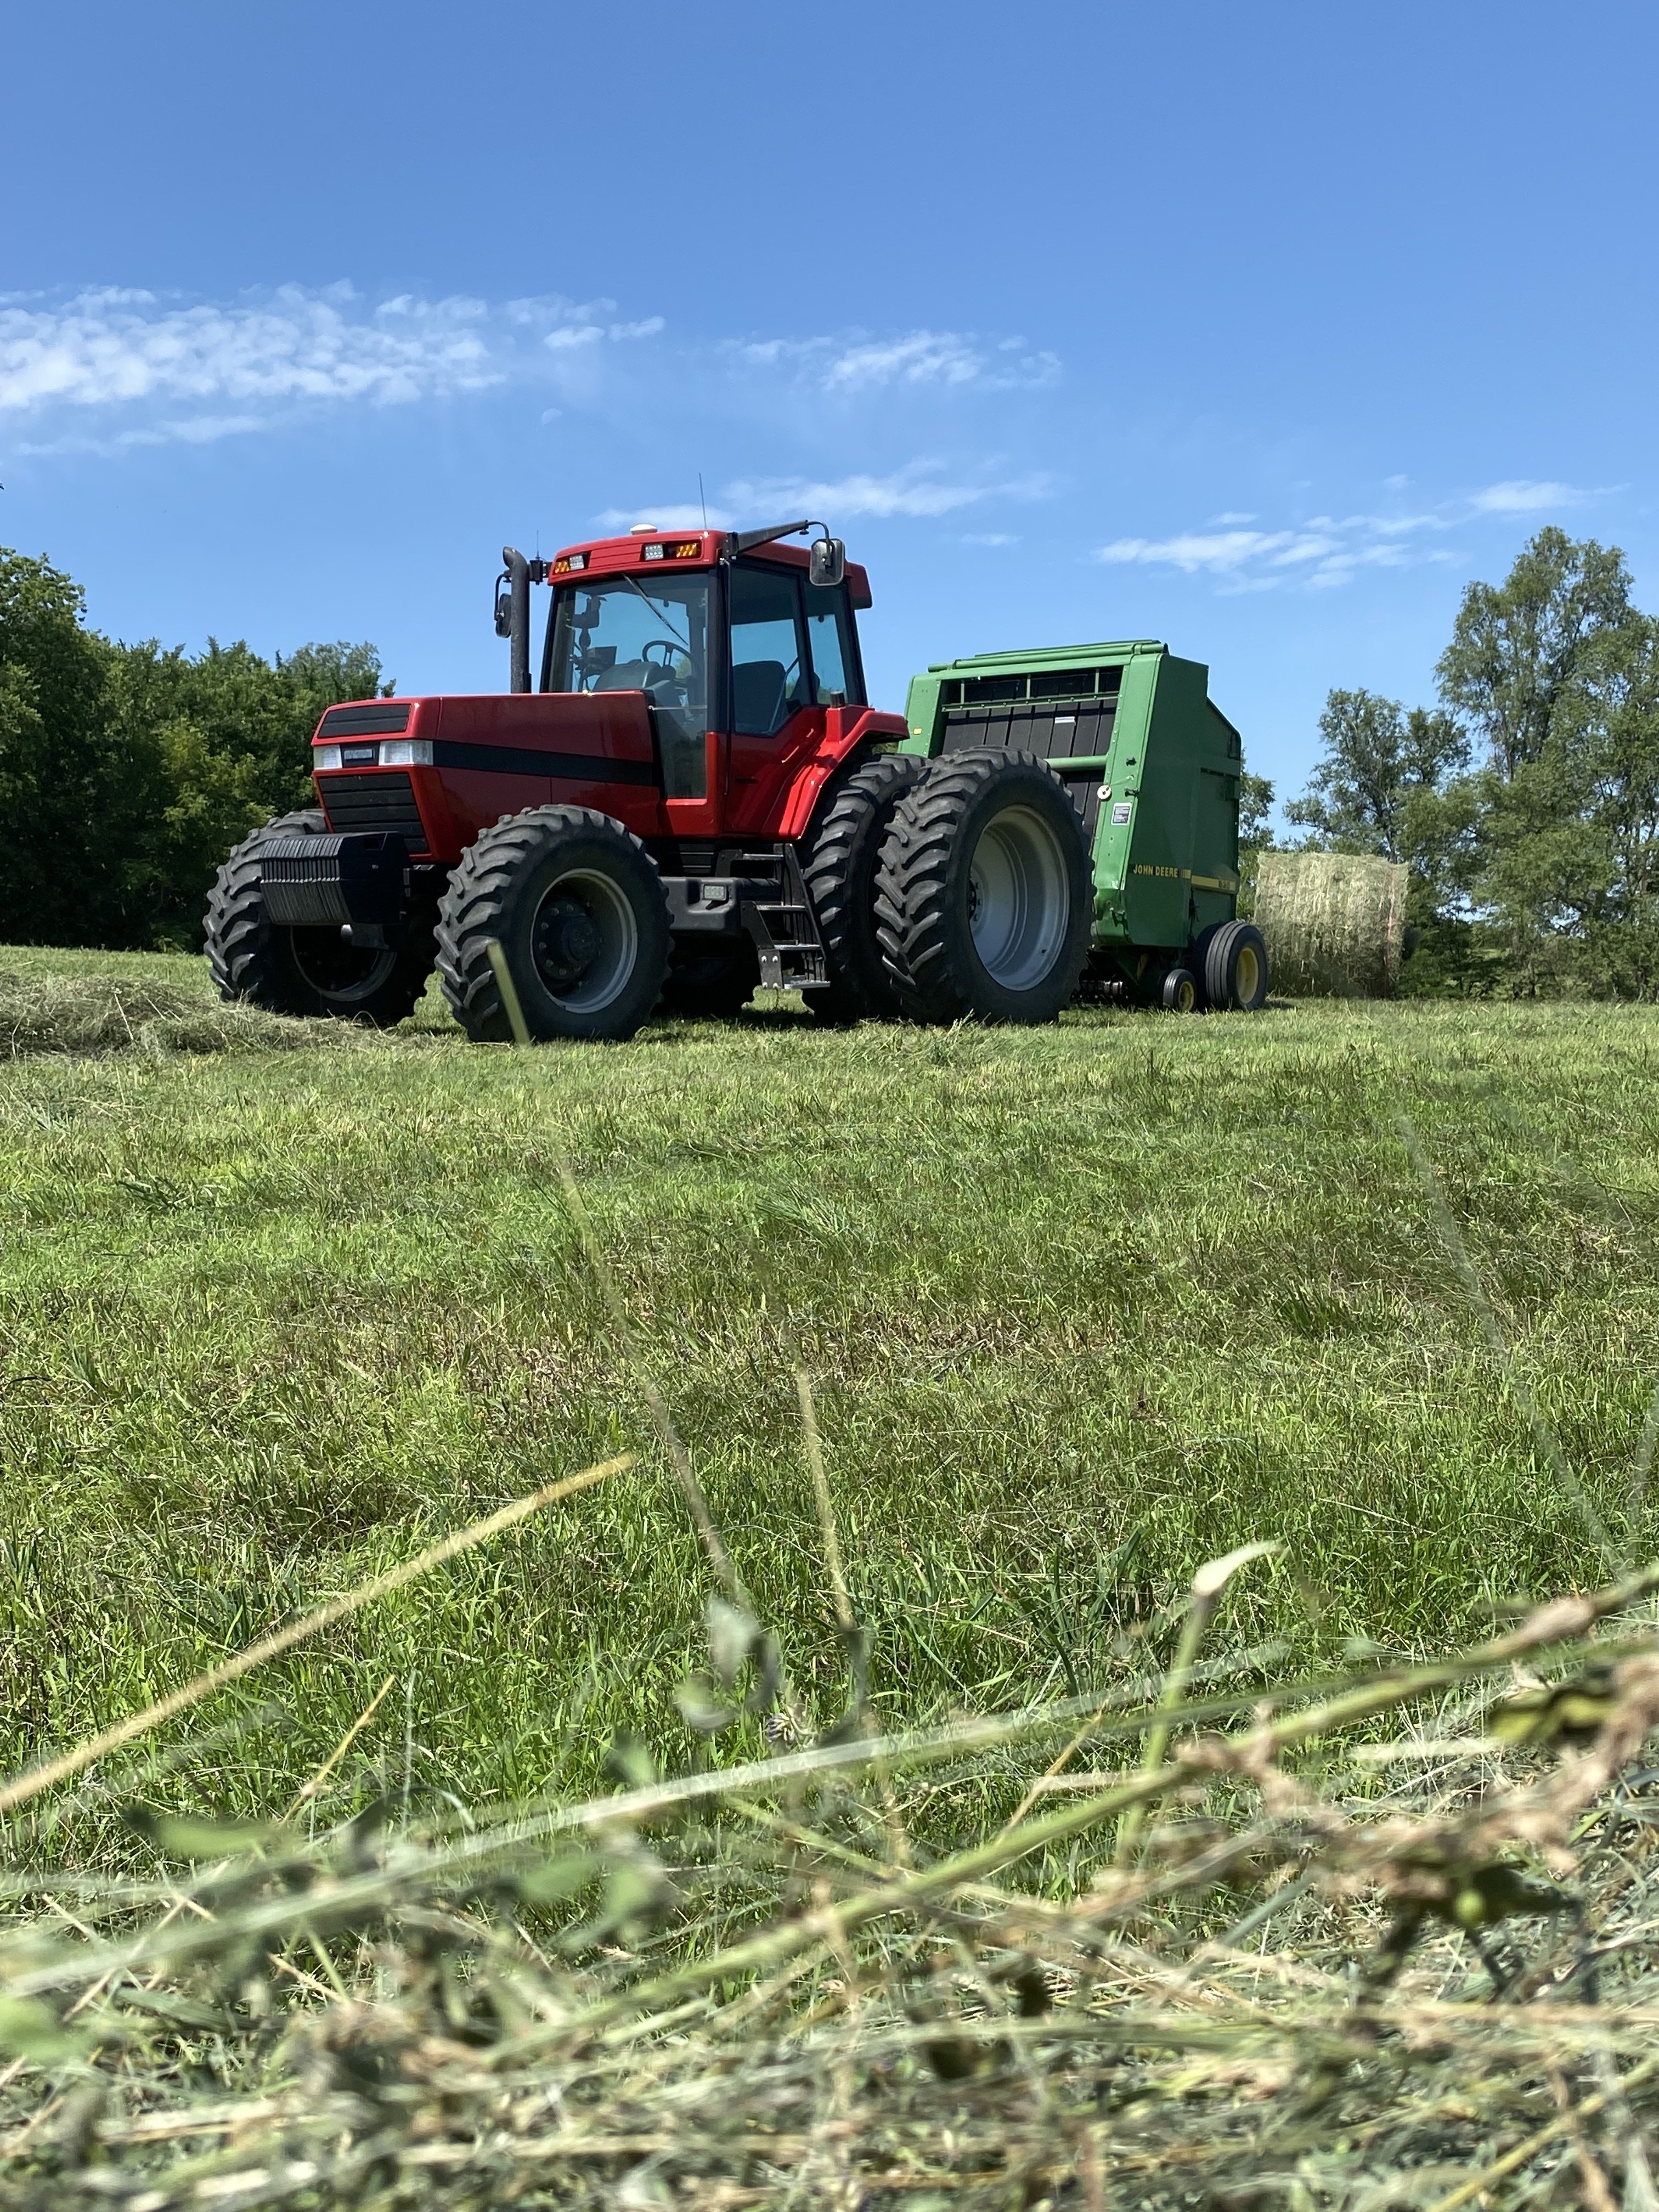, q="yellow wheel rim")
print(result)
[1235,945,1260,1006]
